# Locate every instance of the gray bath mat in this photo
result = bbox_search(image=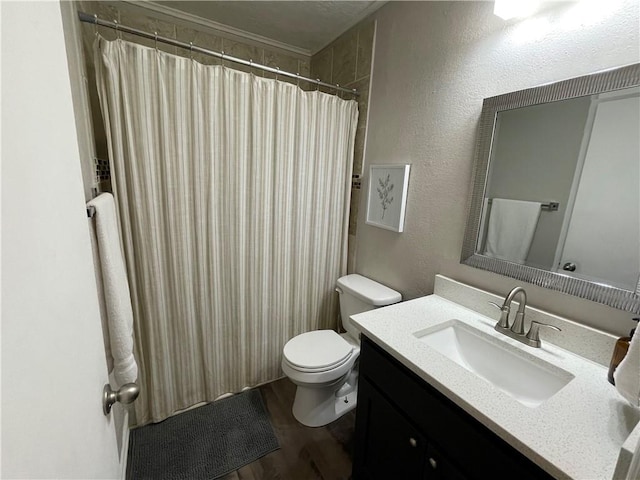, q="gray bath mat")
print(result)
[126,389,279,479]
